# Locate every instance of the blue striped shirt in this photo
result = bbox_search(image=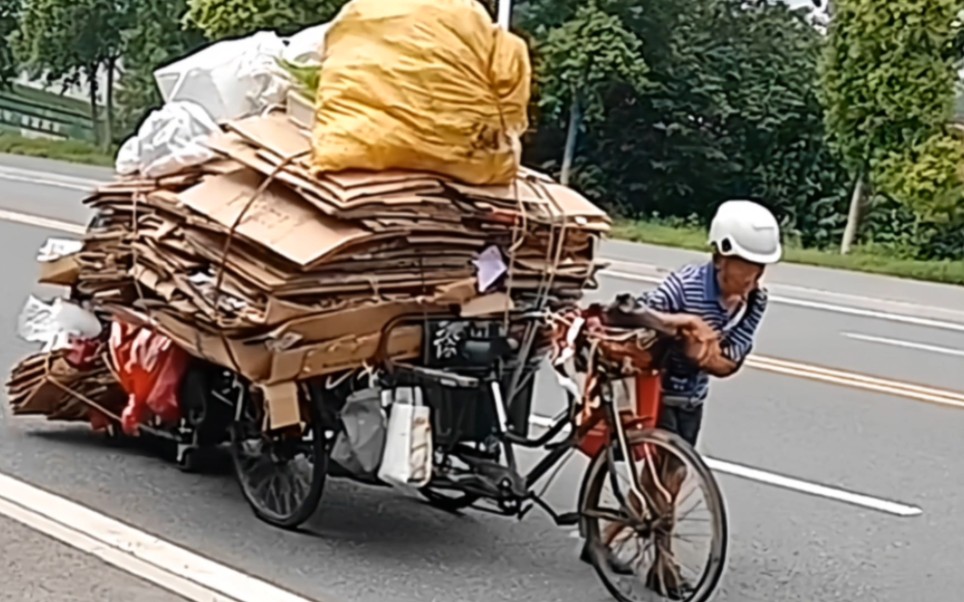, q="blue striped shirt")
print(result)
[640,261,768,404]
